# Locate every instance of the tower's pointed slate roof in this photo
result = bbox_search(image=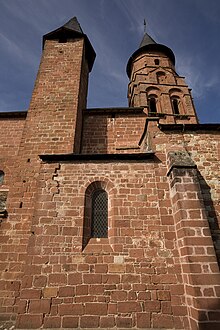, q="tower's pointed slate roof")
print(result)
[43,17,96,72]
[63,17,83,34]
[126,31,175,78]
[139,33,156,48]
